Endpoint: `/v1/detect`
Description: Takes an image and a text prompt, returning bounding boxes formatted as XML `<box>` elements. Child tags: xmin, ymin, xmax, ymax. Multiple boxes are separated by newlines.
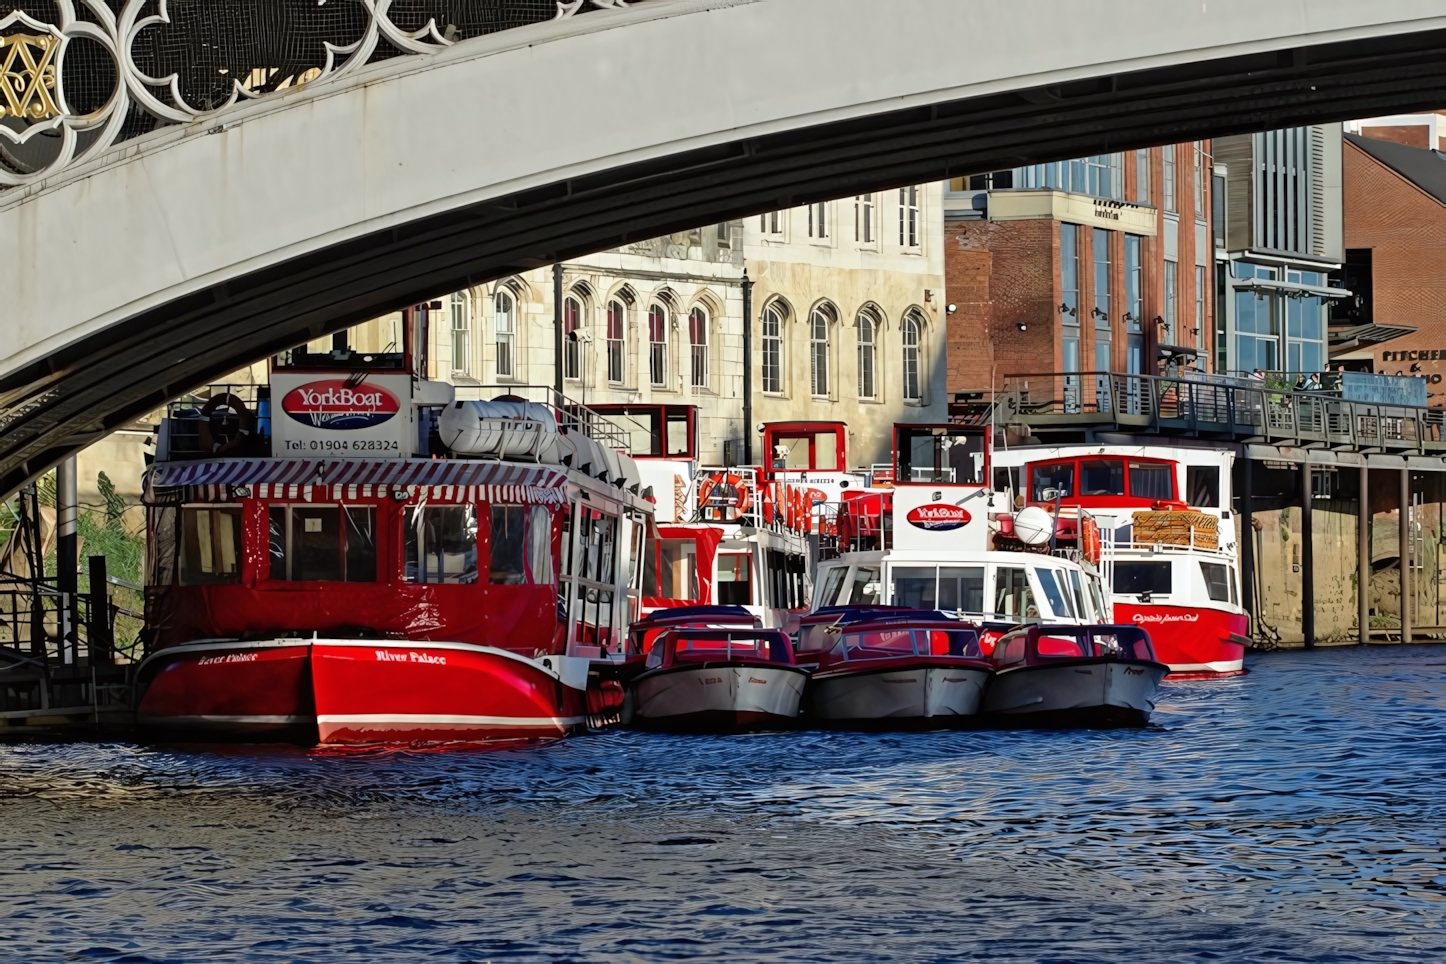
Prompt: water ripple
<box><xmin>1</xmin><ymin>646</ymin><xmax>1444</xmax><ymax>961</ymax></box>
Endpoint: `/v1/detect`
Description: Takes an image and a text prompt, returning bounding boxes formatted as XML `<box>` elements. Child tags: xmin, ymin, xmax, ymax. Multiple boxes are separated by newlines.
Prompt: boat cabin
<box><xmin>644</xmin><ymin>628</ymin><xmax>797</xmax><ymax>670</ymax></box>
<box><xmin>991</xmin><ymin>624</ymin><xmax>1158</xmax><ymax>668</ymax></box>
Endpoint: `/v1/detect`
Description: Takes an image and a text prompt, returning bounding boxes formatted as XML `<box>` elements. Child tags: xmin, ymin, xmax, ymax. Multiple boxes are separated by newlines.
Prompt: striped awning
<box><xmin>144</xmin><ymin>458</ymin><xmax>568</xmax><ymax>505</ymax></box>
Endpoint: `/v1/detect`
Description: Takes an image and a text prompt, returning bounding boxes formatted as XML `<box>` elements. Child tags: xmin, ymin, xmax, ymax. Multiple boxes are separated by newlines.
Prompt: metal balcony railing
<box><xmin>991</xmin><ymin>372</ymin><xmax>1445</xmax><ymax>452</ymax></box>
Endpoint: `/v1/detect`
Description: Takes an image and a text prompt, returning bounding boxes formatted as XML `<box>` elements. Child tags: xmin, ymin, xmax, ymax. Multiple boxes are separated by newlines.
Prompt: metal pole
<box><xmin>1359</xmin><ymin>462</ymin><xmax>1370</xmax><ymax>645</ymax></box>
<box><xmin>742</xmin><ymin>270</ymin><xmax>754</xmax><ymax>465</ymax></box>
<box><xmin>1239</xmin><ymin>456</ymin><xmax>1255</xmax><ymax>630</ymax></box>
<box><xmin>87</xmin><ymin>555</ymin><xmax>112</xmax><ymax>665</ymax></box>
<box><xmin>553</xmin><ymin>264</ymin><xmax>564</xmax><ymax>398</ymax></box>
<box><xmin>1301</xmin><ymin>460</ymin><xmax>1314</xmax><ymax>649</ymax></box>
<box><xmin>1400</xmin><ymin>466</ymin><xmax>1412</xmax><ymax>644</ymax></box>
<box><xmin>56</xmin><ymin>456</ymin><xmax>78</xmax><ymax>664</ymax></box>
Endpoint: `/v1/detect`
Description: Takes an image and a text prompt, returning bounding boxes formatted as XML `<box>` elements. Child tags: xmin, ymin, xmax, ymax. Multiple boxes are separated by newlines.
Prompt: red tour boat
<box><xmin>135</xmin><ymin>325</ymin><xmax>652</xmax><ymax>743</ymax></box>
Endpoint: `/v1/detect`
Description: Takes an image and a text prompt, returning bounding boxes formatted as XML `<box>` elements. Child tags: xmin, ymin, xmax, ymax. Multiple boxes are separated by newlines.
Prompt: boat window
<box><xmin>1031</xmin><ymin>463</ymin><xmax>1074</xmax><ymax>501</ymax></box>
<box><xmin>843</xmin><ymin>629</ymin><xmax>915</xmax><ymax>658</ymax></box>
<box><xmin>148</xmin><ymin>506</ymin><xmax>178</xmax><ymax>587</ymax></box>
<box><xmin>489</xmin><ymin>506</ymin><xmax>527</xmax><ymax>585</ymax></box>
<box><xmin>574</xmin><ymin>510</ymin><xmax>618</xmax><ymax>586</ymax></box>
<box><xmin>1200</xmin><ymin>562</ymin><xmax>1231</xmax><ymax>603</ymax></box>
<box><xmin>1128</xmin><ymin>462</ymin><xmax>1174</xmax><ymax>501</ymax></box>
<box><xmin>997</xmin><ymin>634</ymin><xmax>1028</xmax><ymax>665</ymax></box>
<box><xmin>848</xmin><ymin>567</ymin><xmax>882</xmax><ymax>605</ymax></box>
<box><xmin>718</xmin><ymin>554</ymin><xmax>752</xmax><ymax>606</ymax></box>
<box><xmin>659</xmin><ymin>539</ymin><xmax>699</xmax><ymax>601</ymax></box>
<box><xmin>404</xmin><ymin>505</ymin><xmax>479</xmax><ymax>584</ymax></box>
<box><xmin>891</xmin><ymin>567</ymin><xmax>938</xmax><ymax>609</ymax></box>
<box><xmin>529</xmin><ymin>506</ymin><xmax>555</xmax><ymax>585</ymax></box>
<box><xmin>666</xmin><ymin>411</ymin><xmax>692</xmax><ymax>457</ymax></box>
<box><xmin>1066</xmin><ymin>569</ymin><xmax>1087</xmax><ymax>620</ymax></box>
<box><xmin>1186</xmin><ymin>466</ymin><xmax>1220</xmax><ymax>507</ymax></box>
<box><xmin>818</xmin><ymin>565</ymin><xmax>849</xmax><ymax>608</ymax></box>
<box><xmin>1088</xmin><ymin>572</ymin><xmax>1110</xmax><ymax>620</ymax></box>
<box><xmin>1080</xmin><ymin>460</ymin><xmax>1125</xmax><ymax>497</ymax></box>
<box><xmin>1036</xmin><ymin>633</ymin><xmax>1086</xmax><ymax>658</ymax></box>
<box><xmin>1228</xmin><ymin>567</ymin><xmax>1239</xmax><ymax>606</ymax></box>
<box><xmin>896</xmin><ymin>427</ymin><xmax>986</xmax><ymax>484</ymax></box>
<box><xmin>179</xmin><ymin>506</ymin><xmax>242</xmax><ymax>586</ymax></box>
<box><xmin>267</xmin><ymin>505</ymin><xmax>376</xmax><ymax>583</ymax></box>
<box><xmin>993</xmin><ymin>568</ymin><xmax>1038</xmax><ymax>621</ymax></box>
<box><xmin>1113</xmin><ymin>561</ymin><xmax>1171</xmax><ymax>596</ymax></box>
<box><xmin>938</xmin><ymin>567</ymin><xmax>985</xmax><ymax>614</ymax></box>
<box><xmin>1034</xmin><ymin>568</ymin><xmax>1073</xmax><ymax>620</ymax></box>
<box><xmin>790</xmin><ymin>555</ymin><xmax>808</xmax><ymax>610</ymax></box>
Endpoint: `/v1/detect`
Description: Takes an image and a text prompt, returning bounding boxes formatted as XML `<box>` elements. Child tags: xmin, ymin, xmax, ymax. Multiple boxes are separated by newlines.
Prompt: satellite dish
<box><xmin>1013</xmin><ymin>506</ymin><xmax>1055</xmax><ymax>546</ymax></box>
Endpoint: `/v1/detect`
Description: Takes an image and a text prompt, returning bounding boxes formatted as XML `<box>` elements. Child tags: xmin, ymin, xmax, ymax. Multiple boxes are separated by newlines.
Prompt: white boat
<box><xmin>981</xmin><ymin>624</ymin><xmax>1168</xmax><ymax>727</ymax></box>
<box><xmin>630</xmin><ymin>628</ymin><xmax>808</xmax><ymax>730</ymax></box>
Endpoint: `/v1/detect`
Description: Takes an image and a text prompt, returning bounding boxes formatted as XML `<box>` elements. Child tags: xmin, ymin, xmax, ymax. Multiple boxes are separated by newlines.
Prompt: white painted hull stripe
<box><xmin>317</xmin><ymin>714</ymin><xmax>585</xmax><ymax>727</ymax></box>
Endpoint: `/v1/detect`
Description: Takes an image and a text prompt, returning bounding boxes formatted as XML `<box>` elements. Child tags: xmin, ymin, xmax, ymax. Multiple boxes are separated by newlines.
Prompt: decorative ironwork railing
<box><xmin>0</xmin><ymin>0</ymin><xmax>651</xmax><ymax>188</ymax></box>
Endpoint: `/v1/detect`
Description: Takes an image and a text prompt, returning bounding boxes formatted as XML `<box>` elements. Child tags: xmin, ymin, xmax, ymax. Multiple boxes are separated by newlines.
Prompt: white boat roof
<box><xmin>821</xmin><ymin>549</ymin><xmax>1087</xmax><ymax>570</ymax></box>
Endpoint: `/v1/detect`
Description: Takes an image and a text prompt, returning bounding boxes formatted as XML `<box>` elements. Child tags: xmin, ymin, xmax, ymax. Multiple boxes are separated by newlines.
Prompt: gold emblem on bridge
<box><xmin>0</xmin><ymin>32</ymin><xmax>62</xmax><ymax>122</ymax></box>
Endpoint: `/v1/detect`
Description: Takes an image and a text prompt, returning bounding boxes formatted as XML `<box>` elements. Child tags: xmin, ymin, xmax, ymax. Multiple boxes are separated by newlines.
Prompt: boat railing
<box><xmin>688</xmin><ymin>466</ymin><xmax>820</xmax><ymax>540</ymax></box>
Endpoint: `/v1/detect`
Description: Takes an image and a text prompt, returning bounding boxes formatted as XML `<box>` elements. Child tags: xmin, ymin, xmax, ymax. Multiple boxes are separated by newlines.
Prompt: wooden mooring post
<box><xmin>1400</xmin><ymin>468</ymin><xmax>1412</xmax><ymax>644</ymax></box>
<box><xmin>1301</xmin><ymin>460</ymin><xmax>1314</xmax><ymax>649</ymax></box>
<box><xmin>1359</xmin><ymin>462</ymin><xmax>1370</xmax><ymax>645</ymax></box>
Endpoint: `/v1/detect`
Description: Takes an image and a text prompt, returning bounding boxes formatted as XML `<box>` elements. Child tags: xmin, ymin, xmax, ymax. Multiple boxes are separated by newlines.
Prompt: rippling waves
<box><xmin>2</xmin><ymin>646</ymin><xmax>1445</xmax><ymax>962</ymax></box>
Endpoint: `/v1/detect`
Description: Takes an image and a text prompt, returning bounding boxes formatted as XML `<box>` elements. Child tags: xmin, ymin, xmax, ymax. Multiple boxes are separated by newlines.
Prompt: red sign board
<box><xmin>905</xmin><ymin>504</ymin><xmax>972</xmax><ymax>532</ymax></box>
<box><xmin>281</xmin><ymin>380</ymin><xmax>400</xmax><ymax>430</ymax></box>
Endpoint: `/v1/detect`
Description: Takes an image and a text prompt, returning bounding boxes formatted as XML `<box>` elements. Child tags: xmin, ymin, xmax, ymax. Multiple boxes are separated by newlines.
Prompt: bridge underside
<box><xmin>5</xmin><ymin>27</ymin><xmax>1446</xmax><ymax>496</ymax></box>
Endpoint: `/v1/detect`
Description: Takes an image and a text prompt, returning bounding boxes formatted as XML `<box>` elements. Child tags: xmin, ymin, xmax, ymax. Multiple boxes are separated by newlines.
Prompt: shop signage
<box><xmin>905</xmin><ymin>505</ymin><xmax>972</xmax><ymax>531</ymax></box>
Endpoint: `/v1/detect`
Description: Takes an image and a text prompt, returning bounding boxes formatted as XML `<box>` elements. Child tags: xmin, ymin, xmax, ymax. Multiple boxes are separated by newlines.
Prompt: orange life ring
<box><xmin>197</xmin><ymin>393</ymin><xmax>253</xmax><ymax>456</ymax></box>
<box><xmin>697</xmin><ymin>472</ymin><xmax>753</xmax><ymax>523</ymax></box>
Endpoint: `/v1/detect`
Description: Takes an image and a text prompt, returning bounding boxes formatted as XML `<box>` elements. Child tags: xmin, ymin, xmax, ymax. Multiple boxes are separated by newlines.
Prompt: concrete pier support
<box><xmin>1359</xmin><ymin>462</ymin><xmax>1370</xmax><ymax>645</ymax></box>
<box><xmin>1400</xmin><ymin>468</ymin><xmax>1412</xmax><ymax>644</ymax></box>
<box><xmin>1301</xmin><ymin>461</ymin><xmax>1314</xmax><ymax>648</ymax></box>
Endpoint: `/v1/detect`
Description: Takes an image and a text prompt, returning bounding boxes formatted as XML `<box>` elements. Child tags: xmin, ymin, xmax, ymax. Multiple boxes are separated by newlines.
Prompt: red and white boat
<box><xmin>135</xmin><ymin>325</ymin><xmax>652</xmax><ymax>743</ymax></box>
<box><xmin>588</xmin><ymin>407</ymin><xmax>820</xmax><ymax>631</ymax></box>
<box><xmin>630</xmin><ymin>627</ymin><xmax>807</xmax><ymax>731</ymax></box>
<box><xmin>993</xmin><ymin>445</ymin><xmax>1249</xmax><ymax>679</ymax></box>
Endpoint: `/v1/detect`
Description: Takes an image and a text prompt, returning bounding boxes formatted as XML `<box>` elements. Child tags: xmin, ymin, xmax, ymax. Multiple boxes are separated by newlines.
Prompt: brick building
<box><xmin>945</xmin><ymin>144</ymin><xmax>1216</xmax><ymax>395</ymax></box>
<box><xmin>1334</xmin><ymin>132</ymin><xmax>1446</xmax><ymax>403</ymax></box>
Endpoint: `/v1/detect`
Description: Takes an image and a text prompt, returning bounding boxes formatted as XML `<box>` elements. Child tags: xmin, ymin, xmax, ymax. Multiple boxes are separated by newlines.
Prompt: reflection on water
<box><xmin>2</xmin><ymin>646</ymin><xmax>1445</xmax><ymax>962</ymax></box>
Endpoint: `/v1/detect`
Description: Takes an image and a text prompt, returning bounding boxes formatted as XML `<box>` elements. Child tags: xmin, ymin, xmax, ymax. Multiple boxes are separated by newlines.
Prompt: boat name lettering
<box><xmin>373</xmin><ymin>650</ymin><xmax>446</xmax><ymax>665</ymax></box>
<box><xmin>282</xmin><ymin>379</ymin><xmax>401</xmax><ymax>430</ymax></box>
<box><xmin>905</xmin><ymin>504</ymin><xmax>972</xmax><ymax>531</ymax></box>
<box><xmin>1124</xmin><ymin>666</ymin><xmax>1146</xmax><ymax>676</ymax></box>
<box><xmin>700</xmin><ymin>677</ymin><xmax>723</xmax><ymax>685</ymax></box>
<box><xmin>1131</xmin><ymin>613</ymin><xmax>1200</xmax><ymax>624</ymax></box>
<box><xmin>196</xmin><ymin>653</ymin><xmax>259</xmax><ymax>666</ymax></box>
<box><xmin>747</xmin><ymin>677</ymin><xmax>768</xmax><ymax>685</ymax></box>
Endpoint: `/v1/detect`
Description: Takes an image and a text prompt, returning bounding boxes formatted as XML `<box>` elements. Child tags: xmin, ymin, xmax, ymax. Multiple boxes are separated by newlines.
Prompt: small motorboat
<box><xmin>798</xmin><ymin>609</ymin><xmax>993</xmax><ymax>726</ymax></box>
<box><xmin>981</xmin><ymin>624</ymin><xmax>1168</xmax><ymax>727</ymax></box>
<box><xmin>630</xmin><ymin>628</ymin><xmax>808</xmax><ymax>731</ymax></box>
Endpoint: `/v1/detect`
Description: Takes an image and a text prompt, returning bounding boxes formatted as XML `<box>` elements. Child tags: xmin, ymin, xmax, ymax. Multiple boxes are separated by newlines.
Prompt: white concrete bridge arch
<box><xmin>3</xmin><ymin>0</ymin><xmax>1446</xmax><ymax>494</ymax></box>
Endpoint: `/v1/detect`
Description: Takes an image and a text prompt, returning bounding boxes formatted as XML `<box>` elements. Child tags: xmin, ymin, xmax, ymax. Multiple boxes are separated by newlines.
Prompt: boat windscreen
<box><xmin>1033</xmin><ymin>568</ymin><xmax>1074</xmax><ymax>620</ymax></box>
<box><xmin>840</xmin><ymin>628</ymin><xmax>982</xmax><ymax>660</ymax></box>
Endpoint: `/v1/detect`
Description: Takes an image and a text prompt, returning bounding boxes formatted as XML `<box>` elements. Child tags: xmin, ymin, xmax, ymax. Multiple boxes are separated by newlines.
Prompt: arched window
<box><xmin>563</xmin><ymin>295</ymin><xmax>582</xmax><ymax>380</ymax></box>
<box><xmin>761</xmin><ymin>304</ymin><xmax>783</xmax><ymax>394</ymax></box>
<box><xmin>902</xmin><ymin>311</ymin><xmax>923</xmax><ymax>401</ymax></box>
<box><xmin>494</xmin><ymin>289</ymin><xmax>516</xmax><ymax>379</ymax></box>
<box><xmin>810</xmin><ymin>306</ymin><xmax>833</xmax><ymax>398</ymax></box>
<box><xmin>856</xmin><ymin>309</ymin><xmax>877</xmax><ymax>399</ymax></box>
<box><xmin>450</xmin><ymin>291</ymin><xmax>470</xmax><ymax>377</ymax></box>
<box><xmin>606</xmin><ymin>300</ymin><xmax>625</xmax><ymax>384</ymax></box>
<box><xmin>689</xmin><ymin>306</ymin><xmax>709</xmax><ymax>388</ymax></box>
<box><xmin>648</xmin><ymin>304</ymin><xmax>668</xmax><ymax>388</ymax></box>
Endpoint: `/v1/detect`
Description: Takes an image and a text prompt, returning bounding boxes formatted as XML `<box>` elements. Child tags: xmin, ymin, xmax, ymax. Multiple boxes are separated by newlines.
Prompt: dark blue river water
<box><xmin>2</xmin><ymin>645</ymin><xmax>1445</xmax><ymax>963</ymax></box>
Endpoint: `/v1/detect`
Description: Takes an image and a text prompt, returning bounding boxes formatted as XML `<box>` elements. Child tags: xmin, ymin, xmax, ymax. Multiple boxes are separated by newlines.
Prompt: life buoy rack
<box><xmin>1081</xmin><ymin>515</ymin><xmax>1102</xmax><ymax>567</ymax></box>
<box><xmin>697</xmin><ymin>472</ymin><xmax>754</xmax><ymax>523</ymax></box>
<box><xmin>197</xmin><ymin>393</ymin><xmax>254</xmax><ymax>456</ymax></box>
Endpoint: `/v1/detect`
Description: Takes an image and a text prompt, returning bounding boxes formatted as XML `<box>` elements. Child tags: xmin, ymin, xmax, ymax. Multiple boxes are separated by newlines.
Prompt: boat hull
<box><xmin>632</xmin><ymin>664</ymin><xmax>806</xmax><ymax>730</ymax></box>
<box><xmin>982</xmin><ymin>659</ymin><xmax>1167</xmax><ymax>727</ymax></box>
<box><xmin>1114</xmin><ymin>603</ymin><xmax>1248</xmax><ymax>679</ymax></box>
<box><xmin>807</xmin><ymin>661</ymin><xmax>990</xmax><ymax>724</ymax></box>
<box><xmin>135</xmin><ymin>641</ymin><xmax>316</xmax><ymax>740</ymax></box>
<box><xmin>136</xmin><ymin>640</ymin><xmax>589</xmax><ymax>744</ymax></box>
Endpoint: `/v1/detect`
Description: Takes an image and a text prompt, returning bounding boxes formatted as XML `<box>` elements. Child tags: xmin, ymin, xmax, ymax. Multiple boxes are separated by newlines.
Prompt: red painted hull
<box><xmin>311</xmin><ymin>642</ymin><xmax>587</xmax><ymax>743</ymax></box>
<box><xmin>135</xmin><ymin>640</ymin><xmax>588</xmax><ymax>744</ymax></box>
<box><xmin>1112</xmin><ymin>603</ymin><xmax>1248</xmax><ymax>679</ymax></box>
<box><xmin>136</xmin><ymin>642</ymin><xmax>315</xmax><ymax>738</ymax></box>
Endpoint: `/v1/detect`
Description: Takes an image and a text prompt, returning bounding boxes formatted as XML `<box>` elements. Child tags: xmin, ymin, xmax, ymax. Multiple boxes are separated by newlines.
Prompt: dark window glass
<box><xmin>1128</xmin><ymin>462</ymin><xmax>1174</xmax><ymax>501</ymax></box>
<box><xmin>892</xmin><ymin>567</ymin><xmax>936</xmax><ymax>608</ymax></box>
<box><xmin>1031</xmin><ymin>463</ymin><xmax>1075</xmax><ymax>501</ymax></box>
<box><xmin>291</xmin><ymin>506</ymin><xmax>342</xmax><ymax>582</ymax></box>
<box><xmin>268</xmin><ymin>507</ymin><xmax>286</xmax><ymax>580</ymax></box>
<box><xmin>1186</xmin><ymin>466</ymin><xmax>1220</xmax><ymax>508</ymax></box>
<box><xmin>1080</xmin><ymin>460</ymin><xmax>1125</xmax><ymax>496</ymax></box>
<box><xmin>404</xmin><ymin>506</ymin><xmax>478</xmax><ymax>584</ymax></box>
<box><xmin>344</xmin><ymin>507</ymin><xmax>377</xmax><ymax>583</ymax></box>
<box><xmin>1114</xmin><ymin>562</ymin><xmax>1172</xmax><ymax>595</ymax></box>
<box><xmin>938</xmin><ymin>567</ymin><xmax>984</xmax><ymax>613</ymax></box>
<box><xmin>489</xmin><ymin>506</ymin><xmax>527</xmax><ymax>585</ymax></box>
<box><xmin>1200</xmin><ymin>562</ymin><xmax>1231</xmax><ymax>603</ymax></box>
<box><xmin>179</xmin><ymin>507</ymin><xmax>242</xmax><ymax>586</ymax></box>
<box><xmin>993</xmin><ymin>568</ymin><xmax>1038</xmax><ymax>620</ymax></box>
<box><xmin>848</xmin><ymin>567</ymin><xmax>881</xmax><ymax>605</ymax></box>
<box><xmin>717</xmin><ymin>554</ymin><xmax>752</xmax><ymax>606</ymax></box>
